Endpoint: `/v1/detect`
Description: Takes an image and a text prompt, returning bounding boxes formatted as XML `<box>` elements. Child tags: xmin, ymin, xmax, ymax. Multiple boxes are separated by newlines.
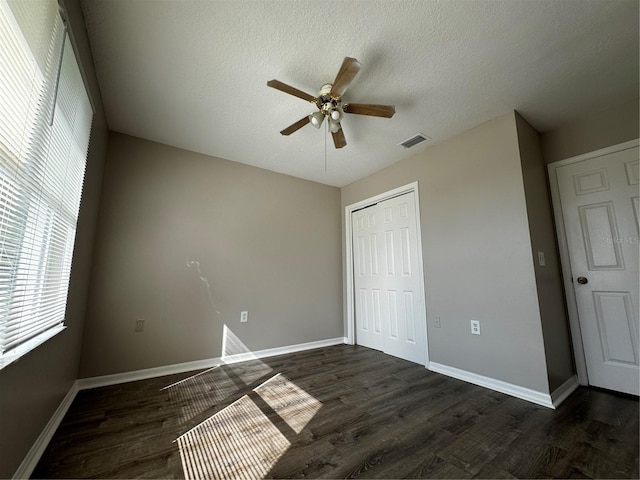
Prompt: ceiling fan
<box><xmin>267</xmin><ymin>57</ymin><xmax>396</xmax><ymax>149</ymax></box>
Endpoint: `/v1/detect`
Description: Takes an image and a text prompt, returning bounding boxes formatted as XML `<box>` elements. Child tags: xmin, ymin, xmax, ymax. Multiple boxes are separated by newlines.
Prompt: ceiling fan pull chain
<box><xmin>324</xmin><ymin>119</ymin><xmax>328</xmax><ymax>172</ymax></box>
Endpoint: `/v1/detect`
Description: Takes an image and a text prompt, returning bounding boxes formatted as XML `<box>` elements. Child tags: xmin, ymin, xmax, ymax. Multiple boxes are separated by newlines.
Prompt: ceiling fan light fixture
<box><xmin>330</xmin><ymin>107</ymin><xmax>343</xmax><ymax>121</ymax></box>
<box><xmin>309</xmin><ymin>111</ymin><xmax>324</xmax><ymax>128</ymax></box>
<box><xmin>329</xmin><ymin>118</ymin><xmax>342</xmax><ymax>133</ymax></box>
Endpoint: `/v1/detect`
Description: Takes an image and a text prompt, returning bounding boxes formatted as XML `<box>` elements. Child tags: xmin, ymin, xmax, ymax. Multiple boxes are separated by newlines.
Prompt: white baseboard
<box><xmin>551</xmin><ymin>375</ymin><xmax>579</xmax><ymax>408</ymax></box>
<box><xmin>221</xmin><ymin>337</ymin><xmax>346</xmax><ymax>364</ymax></box>
<box><xmin>77</xmin><ymin>356</ymin><xmax>226</xmax><ymax>390</ymax></box>
<box><xmin>78</xmin><ymin>337</ymin><xmax>347</xmax><ymax>390</ymax></box>
<box><xmin>13</xmin><ymin>381</ymin><xmax>79</xmax><ymax>479</ymax></box>
<box><xmin>428</xmin><ymin>361</ymin><xmax>555</xmax><ymax>409</ymax></box>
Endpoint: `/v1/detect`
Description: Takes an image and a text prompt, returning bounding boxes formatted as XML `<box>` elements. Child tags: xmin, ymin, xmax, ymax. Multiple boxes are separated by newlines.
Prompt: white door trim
<box><xmin>344</xmin><ymin>181</ymin><xmax>429</xmax><ymax>366</ymax></box>
<box><xmin>547</xmin><ymin>138</ymin><xmax>639</xmax><ymax>386</ymax></box>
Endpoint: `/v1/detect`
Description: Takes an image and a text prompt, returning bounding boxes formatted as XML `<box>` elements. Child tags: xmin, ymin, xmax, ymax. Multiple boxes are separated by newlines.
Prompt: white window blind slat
<box><xmin>0</xmin><ymin>0</ymin><xmax>93</xmax><ymax>367</ymax></box>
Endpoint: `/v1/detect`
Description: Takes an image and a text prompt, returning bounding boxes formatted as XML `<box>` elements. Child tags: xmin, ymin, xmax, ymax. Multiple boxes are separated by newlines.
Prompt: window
<box><xmin>0</xmin><ymin>0</ymin><xmax>93</xmax><ymax>369</ymax></box>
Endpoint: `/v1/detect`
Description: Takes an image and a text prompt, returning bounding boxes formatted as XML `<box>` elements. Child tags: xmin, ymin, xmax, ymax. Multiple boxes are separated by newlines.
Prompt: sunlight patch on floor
<box><xmin>176</xmin><ymin>373</ymin><xmax>322</xmax><ymax>480</ymax></box>
<box><xmin>163</xmin><ymin>325</ymin><xmax>273</xmax><ymax>422</ymax></box>
<box><xmin>164</xmin><ymin>367</ymin><xmax>240</xmax><ymax>422</ymax></box>
<box><xmin>254</xmin><ymin>373</ymin><xmax>322</xmax><ymax>434</ymax></box>
<box><xmin>177</xmin><ymin>395</ymin><xmax>289</xmax><ymax>480</ymax></box>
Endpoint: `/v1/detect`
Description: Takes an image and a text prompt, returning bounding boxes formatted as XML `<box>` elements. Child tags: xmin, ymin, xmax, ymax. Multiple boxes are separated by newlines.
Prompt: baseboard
<box><xmin>78</xmin><ymin>337</ymin><xmax>346</xmax><ymax>390</ymax></box>
<box><xmin>13</xmin><ymin>381</ymin><xmax>79</xmax><ymax>479</ymax></box>
<box><xmin>428</xmin><ymin>361</ymin><xmax>555</xmax><ymax>409</ymax></box>
<box><xmin>221</xmin><ymin>337</ymin><xmax>346</xmax><ymax>363</ymax></box>
<box><xmin>550</xmin><ymin>375</ymin><xmax>579</xmax><ymax>408</ymax></box>
<box><xmin>77</xmin><ymin>356</ymin><xmax>226</xmax><ymax>390</ymax></box>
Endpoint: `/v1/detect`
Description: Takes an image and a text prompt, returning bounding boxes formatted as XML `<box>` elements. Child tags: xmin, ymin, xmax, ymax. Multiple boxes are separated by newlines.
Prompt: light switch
<box><xmin>537</xmin><ymin>251</ymin><xmax>546</xmax><ymax>267</ymax></box>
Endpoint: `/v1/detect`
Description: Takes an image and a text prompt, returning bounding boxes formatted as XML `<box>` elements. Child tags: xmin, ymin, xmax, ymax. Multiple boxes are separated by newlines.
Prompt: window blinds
<box><xmin>0</xmin><ymin>0</ymin><xmax>93</xmax><ymax>366</ymax></box>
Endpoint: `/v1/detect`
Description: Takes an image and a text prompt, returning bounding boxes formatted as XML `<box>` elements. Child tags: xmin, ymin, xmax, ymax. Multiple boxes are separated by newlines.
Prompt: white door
<box><xmin>352</xmin><ymin>191</ymin><xmax>427</xmax><ymax>365</ymax></box>
<box><xmin>352</xmin><ymin>202</ymin><xmax>384</xmax><ymax>352</ymax></box>
<box><xmin>556</xmin><ymin>145</ymin><xmax>639</xmax><ymax>396</ymax></box>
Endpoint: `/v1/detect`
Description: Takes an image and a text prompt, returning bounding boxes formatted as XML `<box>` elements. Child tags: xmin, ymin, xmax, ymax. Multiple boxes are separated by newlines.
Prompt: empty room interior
<box><xmin>0</xmin><ymin>0</ymin><xmax>639</xmax><ymax>478</ymax></box>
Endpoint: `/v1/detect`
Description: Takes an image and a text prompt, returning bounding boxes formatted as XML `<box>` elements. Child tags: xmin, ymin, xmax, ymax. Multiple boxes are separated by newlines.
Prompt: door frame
<box><xmin>547</xmin><ymin>138</ymin><xmax>639</xmax><ymax>386</ymax></box>
<box><xmin>344</xmin><ymin>181</ymin><xmax>429</xmax><ymax>366</ymax></box>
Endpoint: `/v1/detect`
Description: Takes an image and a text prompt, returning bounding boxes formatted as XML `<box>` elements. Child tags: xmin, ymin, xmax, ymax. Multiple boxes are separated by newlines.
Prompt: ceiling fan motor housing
<box><xmin>319</xmin><ymin>83</ymin><xmax>333</xmax><ymax>97</ymax></box>
<box><xmin>318</xmin><ymin>83</ymin><xmax>341</xmax><ymax>116</ymax></box>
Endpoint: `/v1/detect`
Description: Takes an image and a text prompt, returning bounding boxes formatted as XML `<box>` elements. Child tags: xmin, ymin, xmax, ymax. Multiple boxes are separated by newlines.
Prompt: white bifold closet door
<box><xmin>352</xmin><ymin>191</ymin><xmax>427</xmax><ymax>365</ymax></box>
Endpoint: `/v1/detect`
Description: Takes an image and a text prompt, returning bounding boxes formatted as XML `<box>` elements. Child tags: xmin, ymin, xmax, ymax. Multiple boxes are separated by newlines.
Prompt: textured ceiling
<box><xmin>81</xmin><ymin>0</ymin><xmax>639</xmax><ymax>187</ymax></box>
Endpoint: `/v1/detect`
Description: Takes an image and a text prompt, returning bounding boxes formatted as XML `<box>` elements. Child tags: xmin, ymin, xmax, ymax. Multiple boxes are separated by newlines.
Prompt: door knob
<box><xmin>577</xmin><ymin>276</ymin><xmax>588</xmax><ymax>285</ymax></box>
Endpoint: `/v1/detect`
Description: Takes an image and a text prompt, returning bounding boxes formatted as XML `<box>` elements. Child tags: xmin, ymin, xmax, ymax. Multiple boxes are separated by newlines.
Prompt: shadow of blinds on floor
<box><xmin>176</xmin><ymin>373</ymin><xmax>322</xmax><ymax>480</ymax></box>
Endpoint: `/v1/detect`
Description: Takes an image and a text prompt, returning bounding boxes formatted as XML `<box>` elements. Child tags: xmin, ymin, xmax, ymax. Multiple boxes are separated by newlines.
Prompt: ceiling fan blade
<box><xmin>267</xmin><ymin>79</ymin><xmax>317</xmax><ymax>103</ymax></box>
<box><xmin>343</xmin><ymin>103</ymin><xmax>396</xmax><ymax>118</ymax></box>
<box><xmin>330</xmin><ymin>57</ymin><xmax>362</xmax><ymax>97</ymax></box>
<box><xmin>331</xmin><ymin>127</ymin><xmax>347</xmax><ymax>149</ymax></box>
<box><xmin>280</xmin><ymin>116</ymin><xmax>311</xmax><ymax>136</ymax></box>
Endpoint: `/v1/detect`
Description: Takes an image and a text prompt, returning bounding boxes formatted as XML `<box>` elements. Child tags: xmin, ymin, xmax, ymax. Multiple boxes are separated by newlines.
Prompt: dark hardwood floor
<box><xmin>33</xmin><ymin>345</ymin><xmax>639</xmax><ymax>479</ymax></box>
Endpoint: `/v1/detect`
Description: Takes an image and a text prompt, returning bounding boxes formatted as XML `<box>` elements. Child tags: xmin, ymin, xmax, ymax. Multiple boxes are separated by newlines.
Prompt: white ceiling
<box><xmin>80</xmin><ymin>0</ymin><xmax>639</xmax><ymax>187</ymax></box>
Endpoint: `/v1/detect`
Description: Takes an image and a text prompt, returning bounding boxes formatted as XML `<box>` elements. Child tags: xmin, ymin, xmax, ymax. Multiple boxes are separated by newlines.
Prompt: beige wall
<box><xmin>0</xmin><ymin>0</ymin><xmax>108</xmax><ymax>476</ymax></box>
<box><xmin>515</xmin><ymin>113</ymin><xmax>574</xmax><ymax>391</ymax></box>
<box><xmin>342</xmin><ymin>113</ymin><xmax>552</xmax><ymax>394</ymax></box>
<box><xmin>541</xmin><ymin>98</ymin><xmax>639</xmax><ymax>164</ymax></box>
<box><xmin>79</xmin><ymin>133</ymin><xmax>343</xmax><ymax>378</ymax></box>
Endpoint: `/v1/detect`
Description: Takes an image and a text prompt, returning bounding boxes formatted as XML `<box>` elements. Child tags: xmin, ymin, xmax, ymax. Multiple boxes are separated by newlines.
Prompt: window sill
<box><xmin>0</xmin><ymin>325</ymin><xmax>66</xmax><ymax>371</ymax></box>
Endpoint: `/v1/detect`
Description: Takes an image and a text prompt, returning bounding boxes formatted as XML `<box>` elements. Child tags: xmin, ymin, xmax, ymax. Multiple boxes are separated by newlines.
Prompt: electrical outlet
<box><xmin>134</xmin><ymin>318</ymin><xmax>145</xmax><ymax>332</ymax></box>
<box><xmin>240</xmin><ymin>311</ymin><xmax>248</xmax><ymax>323</ymax></box>
<box><xmin>434</xmin><ymin>315</ymin><xmax>441</xmax><ymax>328</ymax></box>
<box><xmin>470</xmin><ymin>320</ymin><xmax>480</xmax><ymax>335</ymax></box>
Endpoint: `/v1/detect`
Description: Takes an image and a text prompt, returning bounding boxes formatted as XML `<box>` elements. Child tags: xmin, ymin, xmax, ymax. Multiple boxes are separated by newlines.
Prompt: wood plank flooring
<box><xmin>32</xmin><ymin>345</ymin><xmax>639</xmax><ymax>479</ymax></box>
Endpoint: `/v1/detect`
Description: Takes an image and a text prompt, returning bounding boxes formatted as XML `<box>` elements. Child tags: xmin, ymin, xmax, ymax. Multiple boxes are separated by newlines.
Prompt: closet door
<box><xmin>352</xmin><ymin>192</ymin><xmax>427</xmax><ymax>365</ymax></box>
<box><xmin>352</xmin><ymin>202</ymin><xmax>384</xmax><ymax>352</ymax></box>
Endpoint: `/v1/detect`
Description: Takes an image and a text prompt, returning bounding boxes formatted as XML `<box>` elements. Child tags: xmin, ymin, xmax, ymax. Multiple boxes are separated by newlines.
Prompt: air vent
<box><xmin>399</xmin><ymin>133</ymin><xmax>430</xmax><ymax>149</ymax></box>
